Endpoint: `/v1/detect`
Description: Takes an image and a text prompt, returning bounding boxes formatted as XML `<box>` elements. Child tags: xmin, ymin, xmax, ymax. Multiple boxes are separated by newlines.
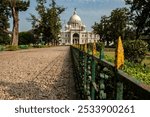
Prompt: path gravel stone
<box><xmin>0</xmin><ymin>46</ymin><xmax>76</xmax><ymax>100</ymax></box>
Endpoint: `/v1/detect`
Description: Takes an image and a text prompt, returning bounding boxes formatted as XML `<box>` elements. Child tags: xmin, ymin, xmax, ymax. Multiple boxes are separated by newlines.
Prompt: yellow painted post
<box><xmin>115</xmin><ymin>36</ymin><xmax>124</xmax><ymax>100</ymax></box>
<box><xmin>92</xmin><ymin>40</ymin><xmax>96</xmax><ymax>56</ymax></box>
<box><xmin>115</xmin><ymin>36</ymin><xmax>124</xmax><ymax>69</ymax></box>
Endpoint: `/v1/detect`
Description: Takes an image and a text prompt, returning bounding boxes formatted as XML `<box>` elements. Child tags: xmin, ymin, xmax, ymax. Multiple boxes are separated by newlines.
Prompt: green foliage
<box><xmin>96</xmin><ymin>42</ymin><xmax>104</xmax><ymax>51</ymax></box>
<box><xmin>92</xmin><ymin>16</ymin><xmax>111</xmax><ymax>42</ymax></box>
<box><xmin>104</xmin><ymin>54</ymin><xmax>150</xmax><ymax>85</ymax></box>
<box><xmin>92</xmin><ymin>7</ymin><xmax>133</xmax><ymax>46</ymax></box>
<box><xmin>124</xmin><ymin>40</ymin><xmax>148</xmax><ymax>63</ymax></box>
<box><xmin>0</xmin><ymin>33</ymin><xmax>11</xmax><ymax>45</ymax></box>
<box><xmin>6</xmin><ymin>45</ymin><xmax>18</xmax><ymax>51</ymax></box>
<box><xmin>110</xmin><ymin>8</ymin><xmax>130</xmax><ymax>41</ymax></box>
<box><xmin>33</xmin><ymin>44</ymin><xmax>47</xmax><ymax>48</ymax></box>
<box><xmin>125</xmin><ymin>0</ymin><xmax>150</xmax><ymax>38</ymax></box>
<box><xmin>19</xmin><ymin>45</ymin><xmax>29</xmax><ymax>49</ymax></box>
<box><xmin>0</xmin><ymin>0</ymin><xmax>30</xmax><ymax>46</ymax></box>
<box><xmin>30</xmin><ymin>0</ymin><xmax>65</xmax><ymax>45</ymax></box>
<box><xmin>122</xmin><ymin>61</ymin><xmax>150</xmax><ymax>85</ymax></box>
<box><xmin>104</xmin><ymin>55</ymin><xmax>115</xmax><ymax>63</ymax></box>
<box><xmin>87</xmin><ymin>43</ymin><xmax>93</xmax><ymax>51</ymax></box>
<box><xmin>19</xmin><ymin>32</ymin><xmax>35</xmax><ymax>45</ymax></box>
<box><xmin>0</xmin><ymin>45</ymin><xmax>4</xmax><ymax>51</ymax></box>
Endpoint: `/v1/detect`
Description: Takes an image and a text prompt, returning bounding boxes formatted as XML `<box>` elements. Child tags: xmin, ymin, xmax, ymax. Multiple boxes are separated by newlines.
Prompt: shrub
<box><xmin>122</xmin><ymin>61</ymin><xmax>150</xmax><ymax>85</ymax></box>
<box><xmin>105</xmin><ymin>55</ymin><xmax>114</xmax><ymax>63</ymax></box>
<box><xmin>19</xmin><ymin>45</ymin><xmax>29</xmax><ymax>49</ymax></box>
<box><xmin>33</xmin><ymin>44</ymin><xmax>45</xmax><ymax>48</ymax></box>
<box><xmin>123</xmin><ymin>40</ymin><xmax>148</xmax><ymax>63</ymax></box>
<box><xmin>19</xmin><ymin>32</ymin><xmax>36</xmax><ymax>45</ymax></box>
<box><xmin>0</xmin><ymin>33</ymin><xmax>11</xmax><ymax>45</ymax></box>
<box><xmin>0</xmin><ymin>45</ymin><xmax>4</xmax><ymax>51</ymax></box>
<box><xmin>6</xmin><ymin>45</ymin><xmax>18</xmax><ymax>51</ymax></box>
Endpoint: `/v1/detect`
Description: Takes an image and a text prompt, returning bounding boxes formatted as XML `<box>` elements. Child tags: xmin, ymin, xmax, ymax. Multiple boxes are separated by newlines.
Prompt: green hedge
<box><xmin>19</xmin><ymin>45</ymin><xmax>29</xmax><ymax>49</ymax></box>
<box><xmin>0</xmin><ymin>45</ymin><xmax>4</xmax><ymax>51</ymax></box>
<box><xmin>6</xmin><ymin>45</ymin><xmax>18</xmax><ymax>51</ymax></box>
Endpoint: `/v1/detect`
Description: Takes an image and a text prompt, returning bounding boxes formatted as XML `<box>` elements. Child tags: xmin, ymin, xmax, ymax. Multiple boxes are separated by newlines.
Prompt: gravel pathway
<box><xmin>0</xmin><ymin>46</ymin><xmax>76</xmax><ymax>100</ymax></box>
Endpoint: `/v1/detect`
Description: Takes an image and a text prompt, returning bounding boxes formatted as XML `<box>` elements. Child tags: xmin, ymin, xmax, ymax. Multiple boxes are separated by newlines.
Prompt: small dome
<box><xmin>68</xmin><ymin>9</ymin><xmax>82</xmax><ymax>24</ymax></box>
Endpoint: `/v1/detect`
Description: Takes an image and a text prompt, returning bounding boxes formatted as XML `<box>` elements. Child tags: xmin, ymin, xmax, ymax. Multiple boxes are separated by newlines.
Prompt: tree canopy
<box><xmin>125</xmin><ymin>0</ymin><xmax>150</xmax><ymax>38</ymax></box>
<box><xmin>0</xmin><ymin>0</ymin><xmax>30</xmax><ymax>46</ymax></box>
<box><xmin>92</xmin><ymin>7</ymin><xmax>132</xmax><ymax>47</ymax></box>
<box><xmin>30</xmin><ymin>0</ymin><xmax>65</xmax><ymax>45</ymax></box>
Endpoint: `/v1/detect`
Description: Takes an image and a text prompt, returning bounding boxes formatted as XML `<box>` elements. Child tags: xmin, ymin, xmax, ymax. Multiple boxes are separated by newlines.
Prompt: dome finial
<box><xmin>74</xmin><ymin>8</ymin><xmax>77</xmax><ymax>15</ymax></box>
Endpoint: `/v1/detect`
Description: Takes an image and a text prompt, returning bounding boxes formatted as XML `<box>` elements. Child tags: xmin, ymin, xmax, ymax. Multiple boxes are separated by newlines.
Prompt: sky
<box><xmin>10</xmin><ymin>0</ymin><xmax>127</xmax><ymax>32</ymax></box>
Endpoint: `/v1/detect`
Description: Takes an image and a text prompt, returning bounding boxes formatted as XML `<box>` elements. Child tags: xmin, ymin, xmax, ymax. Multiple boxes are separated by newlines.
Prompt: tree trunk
<box><xmin>106</xmin><ymin>40</ymin><xmax>109</xmax><ymax>47</ymax></box>
<box><xmin>12</xmin><ymin>7</ymin><xmax>19</xmax><ymax>46</ymax></box>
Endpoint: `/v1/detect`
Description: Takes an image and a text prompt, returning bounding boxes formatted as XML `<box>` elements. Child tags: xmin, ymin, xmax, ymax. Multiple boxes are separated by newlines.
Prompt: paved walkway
<box><xmin>0</xmin><ymin>46</ymin><xmax>76</xmax><ymax>100</ymax></box>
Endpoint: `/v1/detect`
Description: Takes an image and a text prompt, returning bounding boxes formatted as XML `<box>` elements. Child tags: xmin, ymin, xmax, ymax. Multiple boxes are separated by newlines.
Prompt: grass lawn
<box><xmin>104</xmin><ymin>49</ymin><xmax>150</xmax><ymax>67</ymax></box>
<box><xmin>104</xmin><ymin>49</ymin><xmax>150</xmax><ymax>85</ymax></box>
<box><xmin>143</xmin><ymin>54</ymin><xmax>150</xmax><ymax>67</ymax></box>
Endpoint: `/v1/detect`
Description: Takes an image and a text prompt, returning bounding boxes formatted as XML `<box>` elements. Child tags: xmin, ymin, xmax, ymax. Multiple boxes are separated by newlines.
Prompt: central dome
<box><xmin>68</xmin><ymin>10</ymin><xmax>82</xmax><ymax>24</ymax></box>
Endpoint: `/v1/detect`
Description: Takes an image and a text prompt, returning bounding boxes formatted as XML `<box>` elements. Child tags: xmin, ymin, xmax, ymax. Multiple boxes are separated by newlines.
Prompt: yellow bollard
<box><xmin>84</xmin><ymin>44</ymin><xmax>87</xmax><ymax>53</ymax></box>
<box><xmin>92</xmin><ymin>40</ymin><xmax>96</xmax><ymax>56</ymax></box>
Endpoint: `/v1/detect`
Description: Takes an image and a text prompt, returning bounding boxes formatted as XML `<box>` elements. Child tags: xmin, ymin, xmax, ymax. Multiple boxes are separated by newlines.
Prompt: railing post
<box><xmin>99</xmin><ymin>48</ymin><xmax>106</xmax><ymax>99</ymax></box>
<box><xmin>100</xmin><ymin>48</ymin><xmax>104</xmax><ymax>60</ymax></box>
<box><xmin>116</xmin><ymin>80</ymin><xmax>123</xmax><ymax>100</ymax></box>
<box><xmin>78</xmin><ymin>44</ymin><xmax>82</xmax><ymax>98</ymax></box>
<box><xmin>91</xmin><ymin>59</ymin><xmax>96</xmax><ymax>100</ymax></box>
<box><xmin>91</xmin><ymin>41</ymin><xmax>96</xmax><ymax>100</ymax></box>
<box><xmin>83</xmin><ymin>44</ymin><xmax>87</xmax><ymax>99</ymax></box>
<box><xmin>86</xmin><ymin>45</ymin><xmax>91</xmax><ymax>99</ymax></box>
<box><xmin>115</xmin><ymin>37</ymin><xmax>124</xmax><ymax>100</ymax></box>
<box><xmin>115</xmin><ymin>70</ymin><xmax>123</xmax><ymax>100</ymax></box>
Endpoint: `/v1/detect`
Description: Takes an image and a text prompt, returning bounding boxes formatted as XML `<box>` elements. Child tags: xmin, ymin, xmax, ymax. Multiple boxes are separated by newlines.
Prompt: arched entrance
<box><xmin>73</xmin><ymin>33</ymin><xmax>79</xmax><ymax>44</ymax></box>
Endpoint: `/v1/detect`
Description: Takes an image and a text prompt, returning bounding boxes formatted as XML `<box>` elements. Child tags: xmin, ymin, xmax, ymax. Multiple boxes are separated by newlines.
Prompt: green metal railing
<box><xmin>71</xmin><ymin>45</ymin><xmax>150</xmax><ymax>100</ymax></box>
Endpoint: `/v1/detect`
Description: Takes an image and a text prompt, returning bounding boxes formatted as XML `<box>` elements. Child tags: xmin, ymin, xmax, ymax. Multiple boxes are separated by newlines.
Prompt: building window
<box><xmin>82</xmin><ymin>40</ymin><xmax>84</xmax><ymax>43</ymax></box>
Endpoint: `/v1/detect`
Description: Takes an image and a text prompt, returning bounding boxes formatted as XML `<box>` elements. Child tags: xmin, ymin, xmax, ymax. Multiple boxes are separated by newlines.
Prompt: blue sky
<box><xmin>10</xmin><ymin>0</ymin><xmax>126</xmax><ymax>32</ymax></box>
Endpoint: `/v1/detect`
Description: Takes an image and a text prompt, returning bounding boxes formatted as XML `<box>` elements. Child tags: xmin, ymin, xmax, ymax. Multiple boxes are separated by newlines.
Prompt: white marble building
<box><xmin>60</xmin><ymin>9</ymin><xmax>100</xmax><ymax>45</ymax></box>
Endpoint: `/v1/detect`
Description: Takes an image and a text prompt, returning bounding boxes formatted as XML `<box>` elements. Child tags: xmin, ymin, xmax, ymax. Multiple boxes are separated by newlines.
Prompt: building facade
<box><xmin>60</xmin><ymin>9</ymin><xmax>100</xmax><ymax>45</ymax></box>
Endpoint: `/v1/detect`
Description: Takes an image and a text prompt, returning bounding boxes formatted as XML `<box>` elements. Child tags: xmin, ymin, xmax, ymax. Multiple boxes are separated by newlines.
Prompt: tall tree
<box><xmin>0</xmin><ymin>0</ymin><xmax>30</xmax><ymax>46</ymax></box>
<box><xmin>110</xmin><ymin>8</ymin><xmax>131</xmax><ymax>41</ymax></box>
<box><xmin>125</xmin><ymin>0</ymin><xmax>150</xmax><ymax>38</ymax></box>
<box><xmin>92</xmin><ymin>7</ymin><xmax>131</xmax><ymax>46</ymax></box>
<box><xmin>92</xmin><ymin>16</ymin><xmax>112</xmax><ymax>47</ymax></box>
<box><xmin>31</xmin><ymin>0</ymin><xmax>65</xmax><ymax>45</ymax></box>
<box><xmin>10</xmin><ymin>0</ymin><xmax>30</xmax><ymax>46</ymax></box>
